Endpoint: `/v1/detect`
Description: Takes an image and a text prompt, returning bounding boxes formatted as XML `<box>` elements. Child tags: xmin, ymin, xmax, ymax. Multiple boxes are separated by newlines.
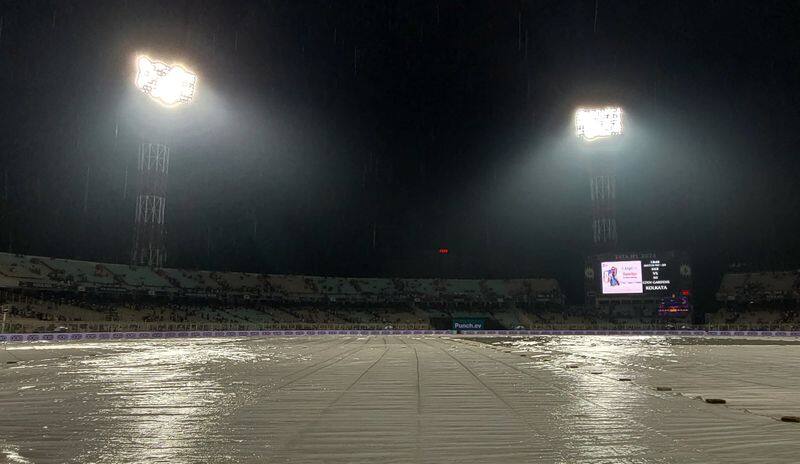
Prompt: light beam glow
<box><xmin>135</xmin><ymin>55</ymin><xmax>197</xmax><ymax>107</ymax></box>
<box><xmin>575</xmin><ymin>107</ymin><xmax>623</xmax><ymax>141</ymax></box>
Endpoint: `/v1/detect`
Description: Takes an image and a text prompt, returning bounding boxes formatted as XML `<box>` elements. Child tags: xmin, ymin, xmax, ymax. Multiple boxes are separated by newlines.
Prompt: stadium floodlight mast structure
<box><xmin>575</xmin><ymin>106</ymin><xmax>623</xmax><ymax>251</ymax></box>
<box><xmin>131</xmin><ymin>55</ymin><xmax>197</xmax><ymax>268</ymax></box>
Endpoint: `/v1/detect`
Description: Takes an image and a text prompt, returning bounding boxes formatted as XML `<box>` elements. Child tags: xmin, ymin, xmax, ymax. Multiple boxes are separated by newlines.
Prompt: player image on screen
<box><xmin>601</xmin><ymin>260</ymin><xmax>643</xmax><ymax>294</ymax></box>
<box><xmin>606</xmin><ymin>267</ymin><xmax>620</xmax><ymax>286</ymax></box>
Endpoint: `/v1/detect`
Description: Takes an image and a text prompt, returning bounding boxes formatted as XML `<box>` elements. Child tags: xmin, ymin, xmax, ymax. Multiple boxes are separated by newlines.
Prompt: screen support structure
<box><xmin>131</xmin><ymin>143</ymin><xmax>169</xmax><ymax>268</ymax></box>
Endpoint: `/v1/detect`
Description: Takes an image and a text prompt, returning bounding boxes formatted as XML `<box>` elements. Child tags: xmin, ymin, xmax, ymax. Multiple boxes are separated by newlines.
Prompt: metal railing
<box><xmin>517</xmin><ymin>322</ymin><xmax>800</xmax><ymax>332</ymax></box>
<box><xmin>1</xmin><ymin>320</ymin><xmax>433</xmax><ymax>334</ymax></box>
<box><xmin>3</xmin><ymin>319</ymin><xmax>799</xmax><ymax>334</ymax></box>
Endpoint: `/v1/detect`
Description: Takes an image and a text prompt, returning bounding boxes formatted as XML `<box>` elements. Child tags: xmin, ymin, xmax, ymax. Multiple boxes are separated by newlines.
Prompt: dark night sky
<box><xmin>2</xmin><ymin>0</ymin><xmax>800</xmax><ymax>307</ymax></box>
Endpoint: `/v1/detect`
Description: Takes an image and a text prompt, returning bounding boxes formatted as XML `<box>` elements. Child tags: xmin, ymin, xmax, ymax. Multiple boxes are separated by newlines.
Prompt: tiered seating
<box><xmin>0</xmin><ymin>254</ymin><xmax>47</xmax><ymax>281</ymax></box>
<box><xmin>528</xmin><ymin>278</ymin><xmax>559</xmax><ymax>292</ymax></box>
<box><xmin>0</xmin><ymin>252</ymin><xmax>564</xmax><ymax>308</ymax></box>
<box><xmin>746</xmin><ymin>273</ymin><xmax>795</xmax><ymax>300</ymax></box>
<box><xmin>195</xmin><ymin>271</ymin><xmax>224</xmax><ymax>290</ymax></box>
<box><xmin>716</xmin><ymin>271</ymin><xmax>800</xmax><ymax>302</ymax></box>
<box><xmin>445</xmin><ymin>280</ymin><xmax>482</xmax><ymax>297</ymax></box>
<box><xmin>268</xmin><ymin>307</ymin><xmax>304</xmax><ymax>323</ymax></box>
<box><xmin>157</xmin><ymin>268</ymin><xmax>201</xmax><ymax>289</ymax></box>
<box><xmin>717</xmin><ymin>273</ymin><xmax>747</xmax><ymax>300</ymax></box>
<box><xmin>504</xmin><ymin>279</ymin><xmax>528</xmax><ymax>298</ymax></box>
<box><xmin>39</xmin><ymin>257</ymin><xmax>115</xmax><ymax>285</ymax></box>
<box><xmin>228</xmin><ymin>273</ymin><xmax>263</xmax><ymax>292</ymax></box>
<box><xmin>709</xmin><ymin>307</ymin><xmax>797</xmax><ymax>328</ymax></box>
<box><xmin>267</xmin><ymin>275</ymin><xmax>315</xmax><ymax>295</ymax></box>
<box><xmin>96</xmin><ymin>264</ymin><xmax>161</xmax><ymax>288</ymax></box>
<box><xmin>404</xmin><ymin>279</ymin><xmax>437</xmax><ymax>296</ymax></box>
<box><xmin>491</xmin><ymin>308</ymin><xmax>524</xmax><ymax>328</ymax></box>
<box><xmin>312</xmin><ymin>277</ymin><xmax>358</xmax><ymax>296</ymax></box>
<box><xmin>481</xmin><ymin>280</ymin><xmax>507</xmax><ymax>299</ymax></box>
<box><xmin>351</xmin><ymin>278</ymin><xmax>396</xmax><ymax>296</ymax></box>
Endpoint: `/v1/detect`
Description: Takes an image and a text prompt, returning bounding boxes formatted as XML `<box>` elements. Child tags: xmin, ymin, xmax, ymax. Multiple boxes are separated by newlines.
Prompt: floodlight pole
<box><xmin>128</xmin><ymin>55</ymin><xmax>196</xmax><ymax>268</ymax></box>
<box><xmin>131</xmin><ymin>142</ymin><xmax>169</xmax><ymax>267</ymax></box>
<box><xmin>589</xmin><ymin>155</ymin><xmax>617</xmax><ymax>252</ymax></box>
<box><xmin>575</xmin><ymin>107</ymin><xmax>622</xmax><ymax>253</ymax></box>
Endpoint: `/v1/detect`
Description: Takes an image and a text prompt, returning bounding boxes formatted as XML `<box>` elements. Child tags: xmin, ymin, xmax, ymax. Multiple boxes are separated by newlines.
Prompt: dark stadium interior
<box><xmin>2</xmin><ymin>1</ymin><xmax>800</xmax><ymax>316</ymax></box>
<box><xmin>4</xmin><ymin>3</ymin><xmax>800</xmax><ymax>464</ymax></box>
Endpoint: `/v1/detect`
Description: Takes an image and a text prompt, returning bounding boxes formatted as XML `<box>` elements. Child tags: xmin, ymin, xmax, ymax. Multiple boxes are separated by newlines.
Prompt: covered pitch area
<box><xmin>1</xmin><ymin>335</ymin><xmax>799</xmax><ymax>463</ymax></box>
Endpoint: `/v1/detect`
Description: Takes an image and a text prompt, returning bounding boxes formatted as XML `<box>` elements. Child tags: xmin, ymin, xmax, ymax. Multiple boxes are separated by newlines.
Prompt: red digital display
<box><xmin>438</xmin><ymin>248</ymin><xmax>449</xmax><ymax>255</ymax></box>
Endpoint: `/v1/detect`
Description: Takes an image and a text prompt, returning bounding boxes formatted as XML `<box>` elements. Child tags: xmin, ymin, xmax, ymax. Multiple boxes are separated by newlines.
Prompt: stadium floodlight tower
<box><xmin>131</xmin><ymin>55</ymin><xmax>197</xmax><ymax>268</ymax></box>
<box><xmin>575</xmin><ymin>106</ymin><xmax>623</xmax><ymax>252</ymax></box>
<box><xmin>135</xmin><ymin>55</ymin><xmax>198</xmax><ymax>107</ymax></box>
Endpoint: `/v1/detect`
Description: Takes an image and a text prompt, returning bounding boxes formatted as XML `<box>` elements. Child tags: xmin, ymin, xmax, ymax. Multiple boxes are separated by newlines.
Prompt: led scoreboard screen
<box><xmin>601</xmin><ymin>258</ymin><xmax>672</xmax><ymax>294</ymax></box>
<box><xmin>594</xmin><ymin>252</ymin><xmax>687</xmax><ymax>296</ymax></box>
<box><xmin>600</xmin><ymin>260</ymin><xmax>642</xmax><ymax>294</ymax></box>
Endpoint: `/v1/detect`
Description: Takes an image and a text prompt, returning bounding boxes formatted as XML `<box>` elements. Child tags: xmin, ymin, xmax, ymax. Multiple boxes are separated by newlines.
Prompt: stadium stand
<box><xmin>716</xmin><ymin>271</ymin><xmax>799</xmax><ymax>302</ymax></box>
<box><xmin>711</xmin><ymin>270</ymin><xmax>800</xmax><ymax>328</ymax></box>
<box><xmin>9</xmin><ymin>255</ymin><xmax>799</xmax><ymax>332</ymax></box>
<box><xmin>0</xmin><ymin>252</ymin><xmax>563</xmax><ymax>333</ymax></box>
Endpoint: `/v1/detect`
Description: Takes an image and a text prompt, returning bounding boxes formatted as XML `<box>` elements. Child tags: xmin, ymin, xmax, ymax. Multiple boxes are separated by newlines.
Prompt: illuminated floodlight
<box><xmin>135</xmin><ymin>55</ymin><xmax>197</xmax><ymax>106</ymax></box>
<box><xmin>575</xmin><ymin>106</ymin><xmax>623</xmax><ymax>141</ymax></box>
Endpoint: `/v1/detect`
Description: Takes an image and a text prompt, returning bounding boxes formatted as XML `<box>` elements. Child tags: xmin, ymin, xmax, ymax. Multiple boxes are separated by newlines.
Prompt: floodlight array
<box><xmin>575</xmin><ymin>107</ymin><xmax>623</xmax><ymax>141</ymax></box>
<box><xmin>135</xmin><ymin>55</ymin><xmax>197</xmax><ymax>106</ymax></box>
